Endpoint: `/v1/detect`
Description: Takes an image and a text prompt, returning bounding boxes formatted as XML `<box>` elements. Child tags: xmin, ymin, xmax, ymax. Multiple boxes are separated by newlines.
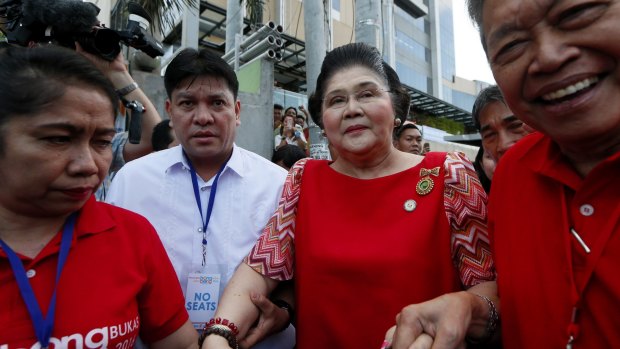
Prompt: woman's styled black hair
<box><xmin>271</xmin><ymin>144</ymin><xmax>307</xmax><ymax>170</ymax></box>
<box><xmin>307</xmin><ymin>43</ymin><xmax>410</xmax><ymax>128</ymax></box>
<box><xmin>473</xmin><ymin>146</ymin><xmax>492</xmax><ymax>194</ymax></box>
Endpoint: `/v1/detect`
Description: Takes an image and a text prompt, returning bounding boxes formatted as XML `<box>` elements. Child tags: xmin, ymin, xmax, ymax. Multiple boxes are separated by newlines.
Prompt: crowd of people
<box><xmin>1</xmin><ymin>0</ymin><xmax>619</xmax><ymax>348</ymax></box>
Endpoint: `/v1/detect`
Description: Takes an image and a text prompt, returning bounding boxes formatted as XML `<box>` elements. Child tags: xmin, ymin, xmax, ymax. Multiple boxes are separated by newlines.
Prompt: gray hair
<box><xmin>472</xmin><ymin>85</ymin><xmax>506</xmax><ymax>131</ymax></box>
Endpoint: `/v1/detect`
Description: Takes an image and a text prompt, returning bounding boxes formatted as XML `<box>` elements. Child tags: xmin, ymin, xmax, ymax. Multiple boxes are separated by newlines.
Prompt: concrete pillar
<box><xmin>182</xmin><ymin>0</ymin><xmax>199</xmax><ymax>49</ymax></box>
<box><xmin>429</xmin><ymin>0</ymin><xmax>443</xmax><ymax>98</ymax></box>
<box><xmin>382</xmin><ymin>0</ymin><xmax>396</xmax><ymax>66</ymax></box>
<box><xmin>226</xmin><ymin>0</ymin><xmax>244</xmax><ymax>54</ymax></box>
<box><xmin>236</xmin><ymin>57</ymin><xmax>275</xmax><ymax>159</ymax></box>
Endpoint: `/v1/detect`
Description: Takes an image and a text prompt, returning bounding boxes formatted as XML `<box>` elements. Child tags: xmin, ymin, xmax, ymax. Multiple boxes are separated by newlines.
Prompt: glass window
<box><xmin>396</xmin><ymin>30</ymin><xmax>427</xmax><ymax>62</ymax></box>
<box><xmin>451</xmin><ymin>90</ymin><xmax>477</xmax><ymax>112</ymax></box>
<box><xmin>332</xmin><ymin>0</ymin><xmax>340</xmax><ymax>11</ymax></box>
<box><xmin>396</xmin><ymin>62</ymin><xmax>430</xmax><ymax>93</ymax></box>
<box><xmin>395</xmin><ymin>6</ymin><xmax>425</xmax><ymax>32</ymax></box>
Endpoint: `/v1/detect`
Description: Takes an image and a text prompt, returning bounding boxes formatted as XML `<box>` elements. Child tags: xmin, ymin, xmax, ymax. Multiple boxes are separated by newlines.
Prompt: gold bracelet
<box><xmin>466</xmin><ymin>294</ymin><xmax>499</xmax><ymax>344</ymax></box>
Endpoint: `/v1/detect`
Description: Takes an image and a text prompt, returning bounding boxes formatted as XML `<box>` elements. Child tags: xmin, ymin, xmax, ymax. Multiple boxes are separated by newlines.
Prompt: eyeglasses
<box><xmin>323</xmin><ymin>88</ymin><xmax>390</xmax><ymax>110</ymax></box>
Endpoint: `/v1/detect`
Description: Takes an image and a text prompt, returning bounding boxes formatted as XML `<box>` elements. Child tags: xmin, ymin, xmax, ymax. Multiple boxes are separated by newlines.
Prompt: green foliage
<box><xmin>244</xmin><ymin>0</ymin><xmax>266</xmax><ymax>29</ymax></box>
<box><xmin>140</xmin><ymin>0</ymin><xmax>197</xmax><ymax>36</ymax></box>
<box><xmin>416</xmin><ymin>114</ymin><xmax>465</xmax><ymax>135</ymax></box>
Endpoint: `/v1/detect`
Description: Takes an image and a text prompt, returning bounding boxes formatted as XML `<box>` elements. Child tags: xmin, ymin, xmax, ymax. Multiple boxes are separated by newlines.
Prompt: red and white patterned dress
<box><xmin>246</xmin><ymin>152</ymin><xmax>495</xmax><ymax>348</ymax></box>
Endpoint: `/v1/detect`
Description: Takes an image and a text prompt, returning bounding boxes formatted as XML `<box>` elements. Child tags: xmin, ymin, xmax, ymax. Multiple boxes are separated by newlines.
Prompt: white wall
<box><xmin>419</xmin><ymin>124</ymin><xmax>478</xmax><ymax>161</ymax></box>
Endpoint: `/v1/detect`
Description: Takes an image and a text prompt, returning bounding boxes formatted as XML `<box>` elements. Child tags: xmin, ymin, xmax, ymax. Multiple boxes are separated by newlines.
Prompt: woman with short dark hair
<box><xmin>0</xmin><ymin>46</ymin><xmax>197</xmax><ymax>348</ymax></box>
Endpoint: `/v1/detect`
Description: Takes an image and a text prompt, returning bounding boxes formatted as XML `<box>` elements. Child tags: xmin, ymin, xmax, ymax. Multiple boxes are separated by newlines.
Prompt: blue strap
<box><xmin>0</xmin><ymin>212</ymin><xmax>77</xmax><ymax>347</ymax></box>
<box><xmin>183</xmin><ymin>151</ymin><xmax>228</xmax><ymax>266</ymax></box>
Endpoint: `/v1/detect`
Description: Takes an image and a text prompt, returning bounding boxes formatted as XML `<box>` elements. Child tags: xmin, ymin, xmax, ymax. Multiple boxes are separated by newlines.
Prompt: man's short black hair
<box><xmin>271</xmin><ymin>144</ymin><xmax>307</xmax><ymax>169</ymax></box>
<box><xmin>394</xmin><ymin>122</ymin><xmax>421</xmax><ymax>139</ymax></box>
<box><xmin>151</xmin><ymin>119</ymin><xmax>174</xmax><ymax>151</ymax></box>
<box><xmin>164</xmin><ymin>48</ymin><xmax>239</xmax><ymax>99</ymax></box>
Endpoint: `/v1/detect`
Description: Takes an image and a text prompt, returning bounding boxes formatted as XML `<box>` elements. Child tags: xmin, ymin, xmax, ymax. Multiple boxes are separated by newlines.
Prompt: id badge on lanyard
<box><xmin>183</xmin><ymin>151</ymin><xmax>229</xmax><ymax>330</ymax></box>
<box><xmin>186</xmin><ymin>267</ymin><xmax>223</xmax><ymax>330</ymax></box>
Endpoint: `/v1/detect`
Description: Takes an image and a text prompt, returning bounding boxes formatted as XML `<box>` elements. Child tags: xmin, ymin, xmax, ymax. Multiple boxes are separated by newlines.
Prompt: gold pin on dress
<box><xmin>416</xmin><ymin>167</ymin><xmax>440</xmax><ymax>196</ymax></box>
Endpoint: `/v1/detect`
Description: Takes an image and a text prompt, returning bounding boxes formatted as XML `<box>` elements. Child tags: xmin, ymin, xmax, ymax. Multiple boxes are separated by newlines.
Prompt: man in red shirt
<box><xmin>385</xmin><ymin>0</ymin><xmax>620</xmax><ymax>348</ymax></box>
<box><xmin>478</xmin><ymin>0</ymin><xmax>620</xmax><ymax>346</ymax></box>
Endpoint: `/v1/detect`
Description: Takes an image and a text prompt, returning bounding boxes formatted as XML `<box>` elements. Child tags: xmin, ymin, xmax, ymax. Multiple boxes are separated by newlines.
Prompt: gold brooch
<box><xmin>416</xmin><ymin>167</ymin><xmax>440</xmax><ymax>196</ymax></box>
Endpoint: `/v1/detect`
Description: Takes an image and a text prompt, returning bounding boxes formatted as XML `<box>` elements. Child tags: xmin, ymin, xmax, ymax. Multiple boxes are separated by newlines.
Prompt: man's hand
<box><xmin>76</xmin><ymin>40</ymin><xmax>162</xmax><ymax>161</ymax></box>
<box><xmin>75</xmin><ymin>41</ymin><xmax>134</xmax><ymax>88</ymax></box>
<box><xmin>238</xmin><ymin>292</ymin><xmax>290</xmax><ymax>349</ymax></box>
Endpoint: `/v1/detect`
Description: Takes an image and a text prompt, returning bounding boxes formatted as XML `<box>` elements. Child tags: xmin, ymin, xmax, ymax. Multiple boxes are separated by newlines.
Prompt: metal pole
<box><xmin>239</xmin><ymin>35</ymin><xmax>279</xmax><ymax>62</ymax></box>
<box><xmin>304</xmin><ymin>0</ymin><xmax>330</xmax><ymax>159</ymax></box>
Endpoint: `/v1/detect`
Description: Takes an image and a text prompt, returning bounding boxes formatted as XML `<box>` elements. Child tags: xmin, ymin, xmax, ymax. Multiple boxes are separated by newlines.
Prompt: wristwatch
<box><xmin>116</xmin><ymin>82</ymin><xmax>139</xmax><ymax>97</ymax></box>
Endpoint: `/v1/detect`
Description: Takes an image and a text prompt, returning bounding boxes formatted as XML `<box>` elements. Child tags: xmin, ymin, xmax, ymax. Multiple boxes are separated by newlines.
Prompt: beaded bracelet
<box><xmin>198</xmin><ymin>325</ymin><xmax>239</xmax><ymax>349</ymax></box>
<box><xmin>205</xmin><ymin>317</ymin><xmax>239</xmax><ymax>335</ymax></box>
<box><xmin>466</xmin><ymin>294</ymin><xmax>499</xmax><ymax>344</ymax></box>
<box><xmin>198</xmin><ymin>317</ymin><xmax>240</xmax><ymax>348</ymax></box>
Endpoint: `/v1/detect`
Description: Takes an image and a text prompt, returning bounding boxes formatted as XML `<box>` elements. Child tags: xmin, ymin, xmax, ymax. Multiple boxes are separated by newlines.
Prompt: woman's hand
<box><xmin>385</xmin><ymin>292</ymin><xmax>471</xmax><ymax>349</ymax></box>
<box><xmin>283</xmin><ymin>124</ymin><xmax>294</xmax><ymax>137</ymax></box>
<box><xmin>384</xmin><ymin>282</ymin><xmax>498</xmax><ymax>349</ymax></box>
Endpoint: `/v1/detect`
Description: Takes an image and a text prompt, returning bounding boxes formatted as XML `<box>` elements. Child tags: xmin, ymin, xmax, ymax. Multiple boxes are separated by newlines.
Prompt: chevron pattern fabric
<box><xmin>244</xmin><ymin>158</ymin><xmax>309</xmax><ymax>280</ymax></box>
<box><xmin>444</xmin><ymin>152</ymin><xmax>496</xmax><ymax>286</ymax></box>
<box><xmin>246</xmin><ymin>152</ymin><xmax>495</xmax><ymax>286</ymax></box>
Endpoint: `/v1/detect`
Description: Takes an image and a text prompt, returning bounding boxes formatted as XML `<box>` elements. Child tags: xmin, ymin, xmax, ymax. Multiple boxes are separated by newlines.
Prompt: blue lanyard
<box><xmin>183</xmin><ymin>151</ymin><xmax>228</xmax><ymax>266</ymax></box>
<box><xmin>0</xmin><ymin>212</ymin><xmax>77</xmax><ymax>348</ymax></box>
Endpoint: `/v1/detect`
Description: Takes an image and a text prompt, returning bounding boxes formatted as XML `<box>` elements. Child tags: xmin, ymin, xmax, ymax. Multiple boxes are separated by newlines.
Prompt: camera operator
<box><xmin>0</xmin><ymin>0</ymin><xmax>163</xmax><ymax>200</ymax></box>
<box><xmin>75</xmin><ymin>41</ymin><xmax>163</xmax><ymax>200</ymax></box>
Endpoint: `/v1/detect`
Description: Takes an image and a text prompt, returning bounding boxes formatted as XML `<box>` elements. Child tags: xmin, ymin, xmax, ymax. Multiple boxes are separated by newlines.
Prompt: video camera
<box><xmin>0</xmin><ymin>0</ymin><xmax>164</xmax><ymax>61</ymax></box>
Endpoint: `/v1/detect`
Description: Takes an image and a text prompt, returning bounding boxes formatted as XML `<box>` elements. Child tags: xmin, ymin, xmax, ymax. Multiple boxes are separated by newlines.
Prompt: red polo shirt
<box><xmin>0</xmin><ymin>197</ymin><xmax>188</xmax><ymax>348</ymax></box>
<box><xmin>489</xmin><ymin>132</ymin><xmax>620</xmax><ymax>348</ymax></box>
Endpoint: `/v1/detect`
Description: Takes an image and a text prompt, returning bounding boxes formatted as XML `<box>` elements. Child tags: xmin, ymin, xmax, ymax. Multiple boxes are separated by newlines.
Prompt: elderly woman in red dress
<box><xmin>202</xmin><ymin>43</ymin><xmax>497</xmax><ymax>349</ymax></box>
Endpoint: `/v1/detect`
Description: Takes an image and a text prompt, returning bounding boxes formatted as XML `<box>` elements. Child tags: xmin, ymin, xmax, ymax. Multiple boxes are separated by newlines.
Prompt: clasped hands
<box><xmin>202</xmin><ymin>292</ymin><xmax>290</xmax><ymax>349</ymax></box>
<box><xmin>382</xmin><ymin>290</ymin><xmax>492</xmax><ymax>349</ymax></box>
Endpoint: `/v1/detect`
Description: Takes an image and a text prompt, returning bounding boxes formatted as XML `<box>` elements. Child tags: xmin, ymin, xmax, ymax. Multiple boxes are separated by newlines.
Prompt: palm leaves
<box><xmin>138</xmin><ymin>0</ymin><xmax>197</xmax><ymax>35</ymax></box>
<box><xmin>137</xmin><ymin>0</ymin><xmax>266</xmax><ymax>35</ymax></box>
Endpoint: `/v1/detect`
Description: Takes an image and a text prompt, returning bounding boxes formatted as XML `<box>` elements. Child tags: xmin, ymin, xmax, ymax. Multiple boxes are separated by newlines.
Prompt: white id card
<box><xmin>185</xmin><ymin>272</ymin><xmax>221</xmax><ymax>330</ymax></box>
